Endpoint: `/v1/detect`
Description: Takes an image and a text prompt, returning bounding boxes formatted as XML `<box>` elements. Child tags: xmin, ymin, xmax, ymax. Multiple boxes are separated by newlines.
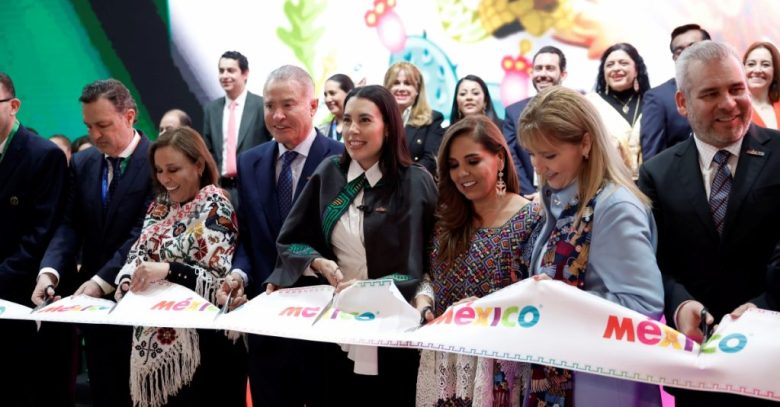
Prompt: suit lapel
<box><xmin>0</xmin><ymin>128</ymin><xmax>26</xmax><ymax>195</ymax></box>
<box><xmin>294</xmin><ymin>133</ymin><xmax>327</xmax><ymax>202</ymax></box>
<box><xmin>676</xmin><ymin>138</ymin><xmax>719</xmax><ymax>239</ymax></box>
<box><xmin>104</xmin><ymin>136</ymin><xmax>149</xmax><ymax>225</ymax></box>
<box><xmin>237</xmin><ymin>93</ymin><xmax>258</xmax><ymax>151</ymax></box>
<box><xmin>723</xmin><ymin>125</ymin><xmax>770</xmax><ymax>237</ymax></box>
<box><xmin>212</xmin><ymin>98</ymin><xmax>225</xmax><ymax>167</ymax></box>
<box><xmin>256</xmin><ymin>143</ymin><xmax>283</xmax><ymax>233</ymax></box>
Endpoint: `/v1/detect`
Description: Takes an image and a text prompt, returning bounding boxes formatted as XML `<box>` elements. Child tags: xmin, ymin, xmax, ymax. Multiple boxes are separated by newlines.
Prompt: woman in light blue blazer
<box><xmin>517</xmin><ymin>86</ymin><xmax>664</xmax><ymax>407</ymax></box>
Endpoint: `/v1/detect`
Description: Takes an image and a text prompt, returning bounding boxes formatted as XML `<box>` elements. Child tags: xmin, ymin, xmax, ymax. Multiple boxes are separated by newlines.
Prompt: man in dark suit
<box><xmin>0</xmin><ymin>73</ymin><xmax>68</xmax><ymax>406</ymax></box>
<box><xmin>32</xmin><ymin>79</ymin><xmax>153</xmax><ymax>407</ymax></box>
<box><xmin>638</xmin><ymin>41</ymin><xmax>780</xmax><ymax>406</ymax></box>
<box><xmin>502</xmin><ymin>46</ymin><xmax>567</xmax><ymax>195</ymax></box>
<box><xmin>640</xmin><ymin>24</ymin><xmax>710</xmax><ymax>161</ymax></box>
<box><xmin>202</xmin><ymin>51</ymin><xmax>271</xmax><ymax>207</ymax></box>
<box><xmin>216</xmin><ymin>65</ymin><xmax>343</xmax><ymax>407</ymax></box>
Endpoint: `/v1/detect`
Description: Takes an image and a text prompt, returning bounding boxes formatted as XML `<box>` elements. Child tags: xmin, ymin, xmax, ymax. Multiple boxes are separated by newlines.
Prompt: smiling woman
<box><xmin>114</xmin><ymin>127</ymin><xmax>246</xmax><ymax>407</ymax></box>
<box><xmin>743</xmin><ymin>41</ymin><xmax>780</xmax><ymax>129</ymax></box>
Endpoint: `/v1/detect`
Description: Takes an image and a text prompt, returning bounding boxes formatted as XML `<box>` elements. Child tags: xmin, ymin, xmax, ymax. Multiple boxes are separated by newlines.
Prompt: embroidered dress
<box><xmin>117</xmin><ymin>184</ymin><xmax>238</xmax><ymax>407</ymax></box>
<box><xmin>417</xmin><ymin>203</ymin><xmax>540</xmax><ymax>407</ymax></box>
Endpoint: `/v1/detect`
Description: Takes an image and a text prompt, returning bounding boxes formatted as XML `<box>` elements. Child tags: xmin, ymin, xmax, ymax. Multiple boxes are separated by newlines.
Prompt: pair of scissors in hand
<box><xmin>32</xmin><ymin>285</ymin><xmax>56</xmax><ymax>313</ymax></box>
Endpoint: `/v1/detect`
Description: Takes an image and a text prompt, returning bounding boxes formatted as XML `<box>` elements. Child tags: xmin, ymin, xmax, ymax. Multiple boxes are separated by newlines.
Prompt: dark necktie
<box><xmin>104</xmin><ymin>156</ymin><xmax>123</xmax><ymax>206</ymax></box>
<box><xmin>709</xmin><ymin>150</ymin><xmax>732</xmax><ymax>235</ymax></box>
<box><xmin>277</xmin><ymin>151</ymin><xmax>299</xmax><ymax>219</ymax></box>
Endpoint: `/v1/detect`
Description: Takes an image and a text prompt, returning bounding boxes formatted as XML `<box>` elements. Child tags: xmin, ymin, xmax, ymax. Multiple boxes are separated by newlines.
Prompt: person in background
<box><xmin>318</xmin><ymin>73</ymin><xmax>354</xmax><ymax>142</ymax></box>
<box><xmin>266</xmin><ymin>85</ymin><xmax>437</xmax><ymax>406</ymax></box>
<box><xmin>72</xmin><ymin>134</ymin><xmax>93</xmax><ymax>152</ymax></box>
<box><xmin>383</xmin><ymin>61</ymin><xmax>444</xmax><ymax>175</ymax></box>
<box><xmin>415</xmin><ymin>115</ymin><xmax>539</xmax><ymax>406</ymax></box>
<box><xmin>202</xmin><ymin>50</ymin><xmax>271</xmax><ymax>208</ymax></box>
<box><xmin>586</xmin><ymin>42</ymin><xmax>651</xmax><ymax>178</ymax></box>
<box><xmin>520</xmin><ymin>86</ymin><xmax>663</xmax><ymax>406</ymax></box>
<box><xmin>743</xmin><ymin>41</ymin><xmax>780</xmax><ymax>129</ymax></box>
<box><xmin>114</xmin><ymin>127</ymin><xmax>245</xmax><ymax>407</ymax></box>
<box><xmin>503</xmin><ymin>46</ymin><xmax>569</xmax><ymax>196</ymax></box>
<box><xmin>159</xmin><ymin>108</ymin><xmax>192</xmax><ymax>135</ymax></box>
<box><xmin>447</xmin><ymin>74</ymin><xmax>501</xmax><ymax>128</ymax></box>
<box><xmin>641</xmin><ymin>24</ymin><xmax>710</xmax><ymax>161</ymax></box>
<box><xmin>49</xmin><ymin>133</ymin><xmax>73</xmax><ymax>163</ymax></box>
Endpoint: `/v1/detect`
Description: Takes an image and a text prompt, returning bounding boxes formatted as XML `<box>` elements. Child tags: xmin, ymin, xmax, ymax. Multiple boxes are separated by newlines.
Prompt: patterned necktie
<box><xmin>225</xmin><ymin>100</ymin><xmax>238</xmax><ymax>176</ymax></box>
<box><xmin>277</xmin><ymin>151</ymin><xmax>299</xmax><ymax>219</ymax></box>
<box><xmin>709</xmin><ymin>150</ymin><xmax>732</xmax><ymax>235</ymax></box>
<box><xmin>104</xmin><ymin>156</ymin><xmax>123</xmax><ymax>206</ymax></box>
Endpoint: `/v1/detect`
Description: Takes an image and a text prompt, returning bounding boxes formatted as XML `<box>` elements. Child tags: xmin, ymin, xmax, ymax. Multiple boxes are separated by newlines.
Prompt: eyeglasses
<box><xmin>0</xmin><ymin>97</ymin><xmax>14</xmax><ymax>103</ymax></box>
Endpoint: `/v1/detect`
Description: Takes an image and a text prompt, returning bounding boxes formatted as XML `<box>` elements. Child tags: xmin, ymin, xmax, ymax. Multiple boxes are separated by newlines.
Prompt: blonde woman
<box><xmin>518</xmin><ymin>86</ymin><xmax>663</xmax><ymax>406</ymax></box>
<box><xmin>383</xmin><ymin>62</ymin><xmax>444</xmax><ymax>175</ymax></box>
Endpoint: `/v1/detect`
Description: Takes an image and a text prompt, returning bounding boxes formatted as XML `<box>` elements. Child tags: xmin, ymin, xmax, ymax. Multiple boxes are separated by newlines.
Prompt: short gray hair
<box><xmin>676</xmin><ymin>40</ymin><xmax>742</xmax><ymax>98</ymax></box>
<box><xmin>263</xmin><ymin>65</ymin><xmax>314</xmax><ymax>97</ymax></box>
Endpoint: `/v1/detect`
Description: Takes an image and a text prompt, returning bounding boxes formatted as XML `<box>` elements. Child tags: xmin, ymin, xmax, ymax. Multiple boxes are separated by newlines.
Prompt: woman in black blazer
<box><xmin>383</xmin><ymin>61</ymin><xmax>444</xmax><ymax>175</ymax></box>
<box><xmin>266</xmin><ymin>85</ymin><xmax>437</xmax><ymax>406</ymax></box>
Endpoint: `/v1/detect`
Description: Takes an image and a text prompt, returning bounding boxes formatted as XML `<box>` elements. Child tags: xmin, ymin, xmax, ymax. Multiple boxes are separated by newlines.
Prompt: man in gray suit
<box><xmin>202</xmin><ymin>51</ymin><xmax>271</xmax><ymax>207</ymax></box>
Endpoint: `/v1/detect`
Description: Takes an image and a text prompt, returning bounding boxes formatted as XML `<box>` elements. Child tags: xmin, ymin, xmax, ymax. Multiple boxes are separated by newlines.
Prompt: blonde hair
<box><xmin>383</xmin><ymin>62</ymin><xmax>433</xmax><ymax>127</ymax></box>
<box><xmin>518</xmin><ymin>86</ymin><xmax>650</xmax><ymax>225</ymax></box>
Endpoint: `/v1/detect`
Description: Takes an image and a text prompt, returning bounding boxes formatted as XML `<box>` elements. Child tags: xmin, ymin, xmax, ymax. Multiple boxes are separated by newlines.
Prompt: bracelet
<box><xmin>420</xmin><ymin>305</ymin><xmax>433</xmax><ymax>324</ymax></box>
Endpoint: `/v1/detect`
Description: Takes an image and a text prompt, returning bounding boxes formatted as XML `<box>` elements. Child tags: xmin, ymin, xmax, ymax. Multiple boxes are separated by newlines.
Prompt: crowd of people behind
<box><xmin>1</xmin><ymin>22</ymin><xmax>779</xmax><ymax>407</ymax></box>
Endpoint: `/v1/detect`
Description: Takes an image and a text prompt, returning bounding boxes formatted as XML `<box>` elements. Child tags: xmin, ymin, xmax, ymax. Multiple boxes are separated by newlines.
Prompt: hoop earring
<box><xmin>496</xmin><ymin>169</ymin><xmax>506</xmax><ymax>198</ymax></box>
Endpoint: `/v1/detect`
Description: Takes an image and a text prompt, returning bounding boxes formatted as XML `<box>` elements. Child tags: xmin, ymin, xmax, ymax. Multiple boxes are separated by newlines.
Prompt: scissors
<box><xmin>31</xmin><ymin>285</ymin><xmax>56</xmax><ymax>313</ymax></box>
<box><xmin>312</xmin><ymin>292</ymin><xmax>337</xmax><ymax>326</ymax></box>
<box><xmin>109</xmin><ymin>280</ymin><xmax>131</xmax><ymax>313</ymax></box>
<box><xmin>699</xmin><ymin>307</ymin><xmax>711</xmax><ymax>344</ymax></box>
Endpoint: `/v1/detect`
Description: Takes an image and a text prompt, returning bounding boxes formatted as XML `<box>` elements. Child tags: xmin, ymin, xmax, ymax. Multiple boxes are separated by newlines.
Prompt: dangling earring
<box><xmin>633</xmin><ymin>78</ymin><xmax>639</xmax><ymax>92</ymax></box>
<box><xmin>605</xmin><ymin>86</ymin><xmax>609</xmax><ymax>96</ymax></box>
<box><xmin>496</xmin><ymin>169</ymin><xmax>506</xmax><ymax>198</ymax></box>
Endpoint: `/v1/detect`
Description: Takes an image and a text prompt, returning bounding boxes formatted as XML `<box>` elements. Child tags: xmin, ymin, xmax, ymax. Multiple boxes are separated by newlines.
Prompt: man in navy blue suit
<box><xmin>32</xmin><ymin>79</ymin><xmax>153</xmax><ymax>407</ymax></box>
<box><xmin>216</xmin><ymin>65</ymin><xmax>343</xmax><ymax>407</ymax></box>
<box><xmin>502</xmin><ymin>46</ymin><xmax>567</xmax><ymax>195</ymax></box>
<box><xmin>0</xmin><ymin>72</ymin><xmax>68</xmax><ymax>406</ymax></box>
<box><xmin>640</xmin><ymin>24</ymin><xmax>710</xmax><ymax>161</ymax></box>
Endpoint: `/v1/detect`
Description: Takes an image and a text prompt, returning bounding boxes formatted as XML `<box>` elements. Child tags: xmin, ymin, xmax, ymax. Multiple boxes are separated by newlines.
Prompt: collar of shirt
<box><xmin>347</xmin><ymin>159</ymin><xmax>383</xmax><ymax>187</ymax></box>
<box><xmin>542</xmin><ymin>180</ymin><xmax>579</xmax><ymax>220</ymax></box>
<box><xmin>226</xmin><ymin>88</ymin><xmax>249</xmax><ymax>108</ymax></box>
<box><xmin>104</xmin><ymin>130</ymin><xmax>141</xmax><ymax>160</ymax></box>
<box><xmin>693</xmin><ymin>134</ymin><xmax>743</xmax><ymax>175</ymax></box>
<box><xmin>278</xmin><ymin>128</ymin><xmax>317</xmax><ymax>160</ymax></box>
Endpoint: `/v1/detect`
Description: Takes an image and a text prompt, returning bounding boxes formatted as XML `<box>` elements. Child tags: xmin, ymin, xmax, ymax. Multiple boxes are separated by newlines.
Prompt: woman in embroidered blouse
<box><xmin>518</xmin><ymin>86</ymin><xmax>663</xmax><ymax>407</ymax></box>
<box><xmin>415</xmin><ymin>115</ymin><xmax>540</xmax><ymax>406</ymax></box>
<box><xmin>585</xmin><ymin>42</ymin><xmax>651</xmax><ymax>178</ymax></box>
<box><xmin>317</xmin><ymin>73</ymin><xmax>355</xmax><ymax>141</ymax></box>
<box><xmin>265</xmin><ymin>85</ymin><xmax>437</xmax><ymax>406</ymax></box>
<box><xmin>114</xmin><ymin>127</ymin><xmax>245</xmax><ymax>407</ymax></box>
<box><xmin>743</xmin><ymin>41</ymin><xmax>780</xmax><ymax>129</ymax></box>
<box><xmin>383</xmin><ymin>61</ymin><xmax>445</xmax><ymax>175</ymax></box>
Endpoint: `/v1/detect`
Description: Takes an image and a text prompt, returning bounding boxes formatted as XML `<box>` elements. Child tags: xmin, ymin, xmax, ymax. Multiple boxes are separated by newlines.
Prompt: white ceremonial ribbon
<box><xmin>1</xmin><ymin>279</ymin><xmax>778</xmax><ymax>402</ymax></box>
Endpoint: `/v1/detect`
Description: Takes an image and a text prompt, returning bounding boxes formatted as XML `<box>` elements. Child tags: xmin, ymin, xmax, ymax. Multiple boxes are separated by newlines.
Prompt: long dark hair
<box><xmin>435</xmin><ymin>115</ymin><xmax>518</xmax><ymax>265</ymax></box>
<box><xmin>595</xmin><ymin>43</ymin><xmax>651</xmax><ymax>95</ymax></box>
<box><xmin>339</xmin><ymin>85</ymin><xmax>412</xmax><ymax>185</ymax></box>
<box><xmin>327</xmin><ymin>73</ymin><xmax>355</xmax><ymax>93</ymax></box>
<box><xmin>448</xmin><ymin>74</ymin><xmax>500</xmax><ymax>127</ymax></box>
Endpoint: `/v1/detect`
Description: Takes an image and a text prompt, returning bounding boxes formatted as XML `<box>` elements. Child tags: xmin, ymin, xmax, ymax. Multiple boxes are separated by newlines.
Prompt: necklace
<box><xmin>610</xmin><ymin>92</ymin><xmax>635</xmax><ymax>114</ymax></box>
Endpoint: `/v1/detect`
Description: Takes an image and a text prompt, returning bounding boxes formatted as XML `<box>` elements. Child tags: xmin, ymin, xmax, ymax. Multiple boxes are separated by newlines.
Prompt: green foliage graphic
<box><xmin>276</xmin><ymin>0</ymin><xmax>327</xmax><ymax>74</ymax></box>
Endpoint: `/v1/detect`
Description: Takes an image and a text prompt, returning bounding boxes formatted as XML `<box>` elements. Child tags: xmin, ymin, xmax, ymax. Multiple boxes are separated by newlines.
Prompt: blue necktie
<box><xmin>709</xmin><ymin>150</ymin><xmax>732</xmax><ymax>235</ymax></box>
<box><xmin>277</xmin><ymin>151</ymin><xmax>299</xmax><ymax>219</ymax></box>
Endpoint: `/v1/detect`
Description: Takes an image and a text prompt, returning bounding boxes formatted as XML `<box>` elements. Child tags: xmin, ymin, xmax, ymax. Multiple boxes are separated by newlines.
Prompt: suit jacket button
<box><xmin>416</xmin><ymin>139</ymin><xmax>422</xmax><ymax>144</ymax></box>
